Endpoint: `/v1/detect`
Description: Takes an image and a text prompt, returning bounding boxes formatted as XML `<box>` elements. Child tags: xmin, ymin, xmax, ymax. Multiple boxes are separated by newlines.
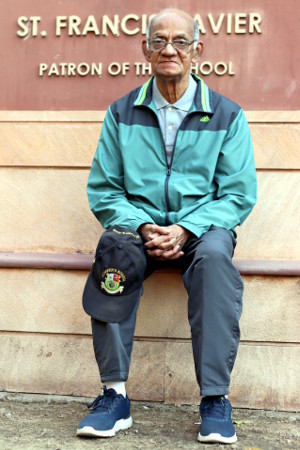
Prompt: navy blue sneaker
<box><xmin>198</xmin><ymin>396</ymin><xmax>237</xmax><ymax>444</ymax></box>
<box><xmin>76</xmin><ymin>386</ymin><xmax>132</xmax><ymax>437</ymax></box>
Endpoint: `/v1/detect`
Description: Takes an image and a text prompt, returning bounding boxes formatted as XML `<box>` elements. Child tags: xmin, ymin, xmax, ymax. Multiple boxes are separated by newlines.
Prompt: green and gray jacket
<box><xmin>87</xmin><ymin>75</ymin><xmax>257</xmax><ymax>238</ymax></box>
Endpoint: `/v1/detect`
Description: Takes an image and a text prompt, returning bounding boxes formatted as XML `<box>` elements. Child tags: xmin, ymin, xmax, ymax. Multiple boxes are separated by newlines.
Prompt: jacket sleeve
<box><xmin>87</xmin><ymin>106</ymin><xmax>155</xmax><ymax>230</ymax></box>
<box><xmin>177</xmin><ymin>109</ymin><xmax>257</xmax><ymax>238</ymax></box>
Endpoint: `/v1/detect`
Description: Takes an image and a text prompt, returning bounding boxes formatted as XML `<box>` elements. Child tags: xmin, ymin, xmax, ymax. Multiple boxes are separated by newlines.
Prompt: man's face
<box><xmin>143</xmin><ymin>13</ymin><xmax>201</xmax><ymax>82</ymax></box>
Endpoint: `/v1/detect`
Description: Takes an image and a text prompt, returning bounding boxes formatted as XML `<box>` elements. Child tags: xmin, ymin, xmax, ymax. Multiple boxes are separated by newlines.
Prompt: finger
<box><xmin>155</xmin><ymin>250</ymin><xmax>184</xmax><ymax>261</ymax></box>
<box><xmin>146</xmin><ymin>248</ymin><xmax>165</xmax><ymax>258</ymax></box>
<box><xmin>146</xmin><ymin>232</ymin><xmax>160</xmax><ymax>241</ymax></box>
<box><xmin>146</xmin><ymin>243</ymin><xmax>176</xmax><ymax>258</ymax></box>
<box><xmin>147</xmin><ymin>244</ymin><xmax>182</xmax><ymax>259</ymax></box>
<box><xmin>149</xmin><ymin>225</ymin><xmax>171</xmax><ymax>236</ymax></box>
<box><xmin>145</xmin><ymin>238</ymin><xmax>175</xmax><ymax>251</ymax></box>
<box><xmin>145</xmin><ymin>235</ymin><xmax>175</xmax><ymax>249</ymax></box>
<box><xmin>159</xmin><ymin>245</ymin><xmax>182</xmax><ymax>259</ymax></box>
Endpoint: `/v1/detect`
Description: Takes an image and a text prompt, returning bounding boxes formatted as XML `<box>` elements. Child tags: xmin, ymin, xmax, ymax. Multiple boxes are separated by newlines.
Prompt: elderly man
<box><xmin>77</xmin><ymin>8</ymin><xmax>257</xmax><ymax>444</ymax></box>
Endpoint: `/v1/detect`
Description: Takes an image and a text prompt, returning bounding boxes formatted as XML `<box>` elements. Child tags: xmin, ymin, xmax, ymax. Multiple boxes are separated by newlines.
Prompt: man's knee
<box><xmin>196</xmin><ymin>227</ymin><xmax>235</xmax><ymax>264</ymax></box>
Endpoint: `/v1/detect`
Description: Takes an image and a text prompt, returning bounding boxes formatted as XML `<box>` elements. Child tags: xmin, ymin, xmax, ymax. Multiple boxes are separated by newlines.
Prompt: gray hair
<box><xmin>147</xmin><ymin>14</ymin><xmax>199</xmax><ymax>49</ymax></box>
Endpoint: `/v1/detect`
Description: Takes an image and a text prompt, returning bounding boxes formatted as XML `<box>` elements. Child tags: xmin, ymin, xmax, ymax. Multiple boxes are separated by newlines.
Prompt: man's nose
<box><xmin>161</xmin><ymin>42</ymin><xmax>178</xmax><ymax>55</ymax></box>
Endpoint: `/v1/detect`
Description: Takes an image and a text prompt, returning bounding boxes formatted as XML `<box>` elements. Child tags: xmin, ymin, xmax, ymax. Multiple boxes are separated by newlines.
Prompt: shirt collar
<box><xmin>152</xmin><ymin>74</ymin><xmax>197</xmax><ymax>112</ymax></box>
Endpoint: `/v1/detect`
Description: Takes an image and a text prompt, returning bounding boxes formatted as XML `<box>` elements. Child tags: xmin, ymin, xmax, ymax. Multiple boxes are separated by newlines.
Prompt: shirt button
<box><xmin>168</xmin><ymin>124</ymin><xmax>173</xmax><ymax>130</ymax></box>
<box><xmin>168</xmin><ymin>107</ymin><xmax>172</xmax><ymax>112</ymax></box>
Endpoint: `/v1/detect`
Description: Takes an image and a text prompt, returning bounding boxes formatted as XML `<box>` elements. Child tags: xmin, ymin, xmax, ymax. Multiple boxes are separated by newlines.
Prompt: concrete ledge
<box><xmin>0</xmin><ymin>333</ymin><xmax>299</xmax><ymax>410</ymax></box>
<box><xmin>1</xmin><ymin>269</ymin><xmax>299</xmax><ymax>342</ymax></box>
<box><xmin>0</xmin><ymin>252</ymin><xmax>300</xmax><ymax>276</ymax></box>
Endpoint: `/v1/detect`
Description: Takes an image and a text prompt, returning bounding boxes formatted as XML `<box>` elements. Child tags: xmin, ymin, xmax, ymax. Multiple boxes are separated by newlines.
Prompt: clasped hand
<box><xmin>139</xmin><ymin>223</ymin><xmax>191</xmax><ymax>261</ymax></box>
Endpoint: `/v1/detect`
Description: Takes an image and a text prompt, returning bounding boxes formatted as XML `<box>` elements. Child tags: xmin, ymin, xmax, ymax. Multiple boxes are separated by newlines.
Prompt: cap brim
<box><xmin>82</xmin><ymin>271</ymin><xmax>141</xmax><ymax>323</ymax></box>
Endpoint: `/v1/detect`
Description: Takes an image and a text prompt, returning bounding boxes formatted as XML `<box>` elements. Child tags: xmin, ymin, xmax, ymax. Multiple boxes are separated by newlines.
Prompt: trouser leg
<box><xmin>91</xmin><ymin>289</ymin><xmax>142</xmax><ymax>382</ymax></box>
<box><xmin>182</xmin><ymin>227</ymin><xmax>244</xmax><ymax>396</ymax></box>
<box><xmin>88</xmin><ymin>225</ymin><xmax>149</xmax><ymax>383</ymax></box>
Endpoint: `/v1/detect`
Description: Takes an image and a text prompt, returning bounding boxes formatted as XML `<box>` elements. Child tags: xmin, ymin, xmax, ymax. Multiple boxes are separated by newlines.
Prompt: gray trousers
<box><xmin>91</xmin><ymin>226</ymin><xmax>243</xmax><ymax>396</ymax></box>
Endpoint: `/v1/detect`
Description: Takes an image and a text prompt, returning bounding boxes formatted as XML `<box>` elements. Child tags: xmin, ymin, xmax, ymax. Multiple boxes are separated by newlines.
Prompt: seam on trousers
<box><xmin>226</xmin><ymin>270</ymin><xmax>244</xmax><ymax>374</ymax></box>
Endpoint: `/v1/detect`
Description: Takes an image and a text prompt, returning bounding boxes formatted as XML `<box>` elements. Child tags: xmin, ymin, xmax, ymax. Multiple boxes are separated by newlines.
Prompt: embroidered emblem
<box><xmin>112</xmin><ymin>228</ymin><xmax>140</xmax><ymax>239</ymax></box>
<box><xmin>101</xmin><ymin>268</ymin><xmax>126</xmax><ymax>294</ymax></box>
<box><xmin>200</xmin><ymin>115</ymin><xmax>211</xmax><ymax>123</ymax></box>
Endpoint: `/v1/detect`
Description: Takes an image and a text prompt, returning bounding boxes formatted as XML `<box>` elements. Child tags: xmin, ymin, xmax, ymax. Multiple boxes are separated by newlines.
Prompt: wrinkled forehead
<box><xmin>150</xmin><ymin>13</ymin><xmax>194</xmax><ymax>39</ymax></box>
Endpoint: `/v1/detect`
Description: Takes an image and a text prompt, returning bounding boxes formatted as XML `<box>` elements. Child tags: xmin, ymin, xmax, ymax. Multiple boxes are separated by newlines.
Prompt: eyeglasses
<box><xmin>148</xmin><ymin>38</ymin><xmax>196</xmax><ymax>53</ymax></box>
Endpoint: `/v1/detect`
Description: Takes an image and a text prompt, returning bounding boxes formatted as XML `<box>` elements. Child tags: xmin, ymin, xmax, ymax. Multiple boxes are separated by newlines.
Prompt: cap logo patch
<box><xmin>112</xmin><ymin>228</ymin><xmax>140</xmax><ymax>239</ymax></box>
<box><xmin>101</xmin><ymin>268</ymin><xmax>126</xmax><ymax>294</ymax></box>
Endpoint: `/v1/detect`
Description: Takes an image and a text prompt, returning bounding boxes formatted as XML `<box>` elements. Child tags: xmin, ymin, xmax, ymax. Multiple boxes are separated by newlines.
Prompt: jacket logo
<box><xmin>200</xmin><ymin>115</ymin><xmax>211</xmax><ymax>123</ymax></box>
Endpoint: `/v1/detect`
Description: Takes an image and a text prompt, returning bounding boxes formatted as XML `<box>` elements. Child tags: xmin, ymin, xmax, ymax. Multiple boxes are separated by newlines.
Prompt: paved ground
<box><xmin>0</xmin><ymin>393</ymin><xmax>299</xmax><ymax>450</ymax></box>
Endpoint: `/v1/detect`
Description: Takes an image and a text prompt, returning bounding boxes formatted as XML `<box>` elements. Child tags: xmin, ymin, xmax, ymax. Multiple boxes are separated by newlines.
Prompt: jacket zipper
<box><xmin>143</xmin><ymin>103</ymin><xmax>187</xmax><ymax>226</ymax></box>
<box><xmin>164</xmin><ymin>118</ymin><xmax>189</xmax><ymax>225</ymax></box>
<box><xmin>164</xmin><ymin>124</ymin><xmax>182</xmax><ymax>225</ymax></box>
<box><xmin>164</xmin><ymin>165</ymin><xmax>171</xmax><ymax>225</ymax></box>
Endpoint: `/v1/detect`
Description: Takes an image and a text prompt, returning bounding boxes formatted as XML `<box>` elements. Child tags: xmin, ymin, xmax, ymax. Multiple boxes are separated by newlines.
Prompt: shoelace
<box><xmin>202</xmin><ymin>396</ymin><xmax>226</xmax><ymax>419</ymax></box>
<box><xmin>88</xmin><ymin>386</ymin><xmax>116</xmax><ymax>413</ymax></box>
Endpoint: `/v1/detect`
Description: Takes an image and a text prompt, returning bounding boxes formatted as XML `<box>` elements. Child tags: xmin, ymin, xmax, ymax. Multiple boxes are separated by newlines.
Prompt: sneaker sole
<box><xmin>76</xmin><ymin>416</ymin><xmax>133</xmax><ymax>438</ymax></box>
<box><xmin>198</xmin><ymin>431</ymin><xmax>237</xmax><ymax>444</ymax></box>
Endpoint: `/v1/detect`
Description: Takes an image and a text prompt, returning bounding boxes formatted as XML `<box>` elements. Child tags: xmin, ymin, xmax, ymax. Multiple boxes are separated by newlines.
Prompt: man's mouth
<box><xmin>159</xmin><ymin>60</ymin><xmax>178</xmax><ymax>65</ymax></box>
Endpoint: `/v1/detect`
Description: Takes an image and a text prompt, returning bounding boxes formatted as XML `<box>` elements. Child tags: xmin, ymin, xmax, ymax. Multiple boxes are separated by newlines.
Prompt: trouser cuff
<box><xmin>101</xmin><ymin>372</ymin><xmax>129</xmax><ymax>383</ymax></box>
<box><xmin>200</xmin><ymin>385</ymin><xmax>229</xmax><ymax>396</ymax></box>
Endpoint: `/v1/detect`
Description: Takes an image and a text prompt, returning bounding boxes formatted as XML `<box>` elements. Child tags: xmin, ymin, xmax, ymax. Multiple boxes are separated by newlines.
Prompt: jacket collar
<box><xmin>134</xmin><ymin>74</ymin><xmax>214</xmax><ymax>115</ymax></box>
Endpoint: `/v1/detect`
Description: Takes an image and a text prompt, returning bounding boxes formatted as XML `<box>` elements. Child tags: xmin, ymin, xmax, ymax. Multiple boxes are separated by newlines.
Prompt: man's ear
<box><xmin>191</xmin><ymin>41</ymin><xmax>203</xmax><ymax>64</ymax></box>
<box><xmin>142</xmin><ymin>40</ymin><xmax>151</xmax><ymax>61</ymax></box>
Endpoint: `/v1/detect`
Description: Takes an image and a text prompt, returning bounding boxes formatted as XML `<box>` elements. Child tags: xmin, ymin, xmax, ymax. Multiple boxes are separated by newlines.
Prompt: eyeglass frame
<box><xmin>147</xmin><ymin>38</ymin><xmax>197</xmax><ymax>53</ymax></box>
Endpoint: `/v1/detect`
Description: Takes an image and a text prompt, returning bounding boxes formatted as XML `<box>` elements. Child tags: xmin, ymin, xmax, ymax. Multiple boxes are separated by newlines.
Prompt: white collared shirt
<box><xmin>153</xmin><ymin>75</ymin><xmax>197</xmax><ymax>165</ymax></box>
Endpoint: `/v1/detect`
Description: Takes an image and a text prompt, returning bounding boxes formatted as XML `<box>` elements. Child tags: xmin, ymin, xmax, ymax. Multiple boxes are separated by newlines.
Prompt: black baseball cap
<box><xmin>82</xmin><ymin>226</ymin><xmax>147</xmax><ymax>322</ymax></box>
